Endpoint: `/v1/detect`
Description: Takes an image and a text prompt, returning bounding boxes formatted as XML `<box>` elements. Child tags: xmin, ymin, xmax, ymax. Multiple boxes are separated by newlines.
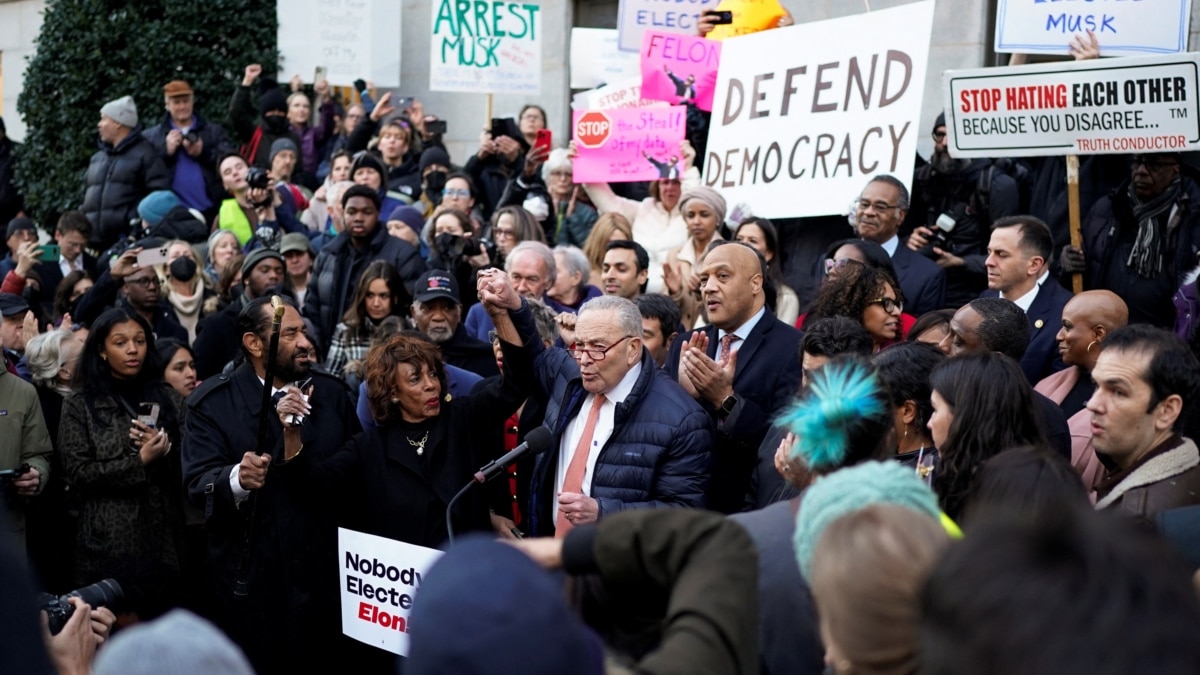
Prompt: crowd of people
<box><xmin>2</xmin><ymin>21</ymin><xmax>1200</xmax><ymax>675</ymax></box>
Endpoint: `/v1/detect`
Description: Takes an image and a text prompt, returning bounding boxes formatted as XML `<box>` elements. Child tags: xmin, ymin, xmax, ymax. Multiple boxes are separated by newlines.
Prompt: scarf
<box><xmin>1126</xmin><ymin>178</ymin><xmax>1182</xmax><ymax>279</ymax></box>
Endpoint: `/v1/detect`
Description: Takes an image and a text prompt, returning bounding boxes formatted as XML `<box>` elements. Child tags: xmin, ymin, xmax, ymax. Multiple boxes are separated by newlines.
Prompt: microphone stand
<box><xmin>233</xmin><ymin>296</ymin><xmax>286</xmax><ymax>597</ymax></box>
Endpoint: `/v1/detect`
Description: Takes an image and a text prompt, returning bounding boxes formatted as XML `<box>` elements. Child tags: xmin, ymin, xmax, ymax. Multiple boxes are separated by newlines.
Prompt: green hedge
<box><xmin>16</xmin><ymin>0</ymin><xmax>280</xmax><ymax>230</ymax></box>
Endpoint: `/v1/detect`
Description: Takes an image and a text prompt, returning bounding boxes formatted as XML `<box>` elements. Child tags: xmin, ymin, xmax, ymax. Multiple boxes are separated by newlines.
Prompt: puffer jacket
<box><xmin>513</xmin><ymin>306</ymin><xmax>713</xmax><ymax>536</ymax></box>
<box><xmin>302</xmin><ymin>220</ymin><xmax>425</xmax><ymax>356</ymax></box>
<box><xmin>80</xmin><ymin>128</ymin><xmax>172</xmax><ymax>250</ymax></box>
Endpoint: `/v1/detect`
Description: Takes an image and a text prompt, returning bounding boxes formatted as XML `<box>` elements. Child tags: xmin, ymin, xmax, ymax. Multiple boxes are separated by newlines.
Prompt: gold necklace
<box><xmin>407</xmin><ymin>430</ymin><xmax>429</xmax><ymax>456</ymax></box>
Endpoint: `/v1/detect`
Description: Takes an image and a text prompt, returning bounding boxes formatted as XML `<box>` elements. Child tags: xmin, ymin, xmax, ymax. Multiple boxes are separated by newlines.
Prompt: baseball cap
<box><xmin>413</xmin><ymin>270</ymin><xmax>460</xmax><ymax>305</ymax></box>
<box><xmin>279</xmin><ymin>232</ymin><xmax>314</xmax><ymax>256</ymax></box>
<box><xmin>0</xmin><ymin>293</ymin><xmax>31</xmax><ymax>317</ymax></box>
<box><xmin>163</xmin><ymin>80</ymin><xmax>193</xmax><ymax>98</ymax></box>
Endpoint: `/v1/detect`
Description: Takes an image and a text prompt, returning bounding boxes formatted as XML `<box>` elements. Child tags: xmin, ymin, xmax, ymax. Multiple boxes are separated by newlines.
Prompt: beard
<box><xmin>931</xmin><ymin>149</ymin><xmax>969</xmax><ymax>175</ymax></box>
<box><xmin>274</xmin><ymin>346</ymin><xmax>312</xmax><ymax>383</ymax></box>
<box><xmin>425</xmin><ymin>325</ymin><xmax>454</xmax><ymax>343</ymax></box>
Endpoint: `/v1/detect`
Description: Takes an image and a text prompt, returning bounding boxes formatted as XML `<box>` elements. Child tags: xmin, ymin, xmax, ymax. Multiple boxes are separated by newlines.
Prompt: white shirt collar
<box><xmin>59</xmin><ymin>255</ymin><xmax>83</xmax><ymax>276</ymax></box>
<box><xmin>879</xmin><ymin>235</ymin><xmax>899</xmax><ymax>257</ymax></box>
<box><xmin>717</xmin><ymin>305</ymin><xmax>766</xmax><ymax>344</ymax></box>
<box><xmin>1003</xmin><ymin>269</ymin><xmax>1050</xmax><ymax>313</ymax></box>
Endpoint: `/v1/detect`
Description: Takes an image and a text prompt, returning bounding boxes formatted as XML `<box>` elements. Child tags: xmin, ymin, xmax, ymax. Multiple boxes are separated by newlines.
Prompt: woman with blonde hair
<box><xmin>581</xmin><ymin>213</ymin><xmax>633</xmax><ymax>288</ymax></box>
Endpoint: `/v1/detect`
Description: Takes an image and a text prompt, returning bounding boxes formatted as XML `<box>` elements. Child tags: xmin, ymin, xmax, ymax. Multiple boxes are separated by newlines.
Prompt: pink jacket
<box><xmin>1035</xmin><ymin>366</ymin><xmax>1105</xmax><ymax>492</ymax></box>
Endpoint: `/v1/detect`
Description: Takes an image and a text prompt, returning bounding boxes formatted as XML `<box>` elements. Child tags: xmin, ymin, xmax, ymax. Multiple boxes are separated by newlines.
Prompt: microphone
<box><xmin>473</xmin><ymin>426</ymin><xmax>554</xmax><ymax>484</ymax></box>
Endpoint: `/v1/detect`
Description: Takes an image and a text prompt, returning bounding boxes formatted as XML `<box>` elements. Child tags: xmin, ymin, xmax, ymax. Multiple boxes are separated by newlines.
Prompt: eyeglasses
<box><xmin>856</xmin><ymin>199</ymin><xmax>902</xmax><ymax>212</ymax></box>
<box><xmin>549</xmin><ymin>171</ymin><xmax>572</xmax><ymax>179</ymax></box>
<box><xmin>824</xmin><ymin>258</ymin><xmax>864</xmax><ymax>275</ymax></box>
<box><xmin>443</xmin><ymin>188</ymin><xmax>471</xmax><ymax>198</ymax></box>
<box><xmin>1130</xmin><ymin>157</ymin><xmax>1179</xmax><ymax>172</ymax></box>
<box><xmin>868</xmin><ymin>297</ymin><xmax>903</xmax><ymax>314</ymax></box>
<box><xmin>568</xmin><ymin>335</ymin><xmax>633</xmax><ymax>361</ymax></box>
<box><xmin>487</xmin><ymin>330</ymin><xmax>499</xmax><ymax>343</ymax></box>
<box><xmin>931</xmin><ymin>131</ymin><xmax>946</xmax><ymax>141</ymax></box>
<box><xmin>125</xmin><ymin>276</ymin><xmax>161</xmax><ymax>288</ymax></box>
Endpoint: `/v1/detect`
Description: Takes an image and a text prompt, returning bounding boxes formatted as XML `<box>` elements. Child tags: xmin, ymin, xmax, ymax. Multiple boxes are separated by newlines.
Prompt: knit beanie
<box><xmin>407</xmin><ymin>536</ymin><xmax>606</xmax><ymax>675</ymax></box>
<box><xmin>419</xmin><ymin>146</ymin><xmax>451</xmax><ymax>173</ymax></box>
<box><xmin>350</xmin><ymin>151</ymin><xmax>387</xmax><ymax>188</ymax></box>
<box><xmin>241</xmin><ymin>247</ymin><xmax>284</xmax><ymax>277</ymax></box>
<box><xmin>794</xmin><ymin>461</ymin><xmax>943</xmax><ymax>581</ymax></box>
<box><xmin>933</xmin><ymin>112</ymin><xmax>946</xmax><ymax>133</ymax></box>
<box><xmin>388</xmin><ymin>205</ymin><xmax>425</xmax><ymax>236</ymax></box>
<box><xmin>93</xmin><ymin>610</ymin><xmax>254</xmax><ymax>675</ymax></box>
<box><xmin>137</xmin><ymin>190</ymin><xmax>180</xmax><ymax>226</ymax></box>
<box><xmin>270</xmin><ymin>137</ymin><xmax>298</xmax><ymax>164</ymax></box>
<box><xmin>679</xmin><ymin>186</ymin><xmax>728</xmax><ymax>225</ymax></box>
<box><xmin>258</xmin><ymin>87</ymin><xmax>288</xmax><ymax>117</ymax></box>
<box><xmin>100</xmin><ymin>95</ymin><xmax>139</xmax><ymax>128</ymax></box>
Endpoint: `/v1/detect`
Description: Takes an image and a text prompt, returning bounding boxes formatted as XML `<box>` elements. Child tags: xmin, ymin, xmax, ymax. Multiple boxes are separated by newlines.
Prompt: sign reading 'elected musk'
<box><xmin>944</xmin><ymin>53</ymin><xmax>1200</xmax><ymax>159</ymax></box>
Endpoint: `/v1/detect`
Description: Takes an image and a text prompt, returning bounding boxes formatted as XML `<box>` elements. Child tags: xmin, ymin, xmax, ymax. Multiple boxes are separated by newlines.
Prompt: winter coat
<box><xmin>228</xmin><ymin>85</ymin><xmax>302</xmax><ymax>171</ymax></box>
<box><xmin>81</xmin><ymin>128</ymin><xmax>172</xmax><ymax>250</ymax></box>
<box><xmin>302</xmin><ymin>222</ymin><xmax>425</xmax><ymax>354</ymax></box>
<box><xmin>0</xmin><ymin>137</ymin><xmax>23</xmax><ymax>225</ymax></box>
<box><xmin>1095</xmin><ymin>435</ymin><xmax>1200</xmax><ymax>520</ymax></box>
<box><xmin>142</xmin><ymin>112</ymin><xmax>235</xmax><ymax>218</ymax></box>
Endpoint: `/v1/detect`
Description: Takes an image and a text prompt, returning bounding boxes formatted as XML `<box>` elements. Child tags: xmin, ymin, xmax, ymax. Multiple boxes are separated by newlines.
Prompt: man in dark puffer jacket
<box><xmin>490</xmin><ymin>282</ymin><xmax>712</xmax><ymax>537</ymax></box>
<box><xmin>81</xmin><ymin>96</ymin><xmax>172</xmax><ymax>251</ymax></box>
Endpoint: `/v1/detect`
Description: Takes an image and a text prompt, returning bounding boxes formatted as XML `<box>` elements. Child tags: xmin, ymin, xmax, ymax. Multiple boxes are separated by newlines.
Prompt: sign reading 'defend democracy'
<box><xmin>573</xmin><ymin>107</ymin><xmax>688</xmax><ymax>183</ymax></box>
<box><xmin>429</xmin><ymin>0</ymin><xmax>542</xmax><ymax>94</ymax></box>
<box><xmin>617</xmin><ymin>0</ymin><xmax>720</xmax><ymax>52</ymax></box>
<box><xmin>704</xmin><ymin>1</ymin><xmax>934</xmax><ymax>218</ymax></box>
<box><xmin>338</xmin><ymin>528</ymin><xmax>443</xmax><ymax>656</ymax></box>
<box><xmin>943</xmin><ymin>53</ymin><xmax>1200</xmax><ymax>159</ymax></box>
<box><xmin>995</xmin><ymin>0</ymin><xmax>1193</xmax><ymax>57</ymax></box>
<box><xmin>640</xmin><ymin>30</ymin><xmax>722</xmax><ymax>112</ymax></box>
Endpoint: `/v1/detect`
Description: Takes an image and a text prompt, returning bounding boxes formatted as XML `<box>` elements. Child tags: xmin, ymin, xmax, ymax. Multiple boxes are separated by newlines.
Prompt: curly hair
<box><xmin>804</xmin><ymin>264</ymin><xmax>903</xmax><ymax>331</ymax></box>
<box><xmin>365</xmin><ymin>334</ymin><xmax>448</xmax><ymax>424</ymax></box>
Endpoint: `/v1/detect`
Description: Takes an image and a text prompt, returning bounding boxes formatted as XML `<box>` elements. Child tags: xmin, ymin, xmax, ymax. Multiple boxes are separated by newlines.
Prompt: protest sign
<box><xmin>617</xmin><ymin>0</ymin><xmax>720</xmax><ymax>52</ymax></box>
<box><xmin>640</xmin><ymin>30</ymin><xmax>722</xmax><ymax>111</ymax></box>
<box><xmin>943</xmin><ymin>53</ymin><xmax>1200</xmax><ymax>158</ymax></box>
<box><xmin>705</xmin><ymin>1</ymin><xmax>934</xmax><ymax>218</ymax></box>
<box><xmin>995</xmin><ymin>0</ymin><xmax>1193</xmax><ymax>57</ymax></box>
<box><xmin>338</xmin><ymin>528</ymin><xmax>443</xmax><ymax>656</ymax></box>
<box><xmin>277</xmin><ymin>0</ymin><xmax>402</xmax><ymax>87</ymax></box>
<box><xmin>573</xmin><ymin>106</ymin><xmax>688</xmax><ymax>183</ymax></box>
<box><xmin>429</xmin><ymin>0</ymin><xmax>542</xmax><ymax>94</ymax></box>
<box><xmin>571</xmin><ymin>28</ymin><xmax>641</xmax><ymax>89</ymax></box>
<box><xmin>579</xmin><ymin>78</ymin><xmax>672</xmax><ymax>111</ymax></box>
<box><xmin>706</xmin><ymin>0</ymin><xmax>787</xmax><ymax>41</ymax></box>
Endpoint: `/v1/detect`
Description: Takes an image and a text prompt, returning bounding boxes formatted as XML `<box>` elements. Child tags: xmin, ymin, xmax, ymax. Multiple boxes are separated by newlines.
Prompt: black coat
<box><xmin>181</xmin><ymin>364</ymin><xmax>360</xmax><ymax>675</ymax></box>
<box><xmin>192</xmin><ymin>295</ymin><xmax>247</xmax><ymax>379</ymax></box>
<box><xmin>303</xmin><ymin>223</ymin><xmax>425</xmax><ymax>356</ymax></box>
<box><xmin>72</xmin><ymin>269</ymin><xmax>188</xmax><ymax>343</ymax></box>
<box><xmin>81</xmin><ymin>129</ymin><xmax>172</xmax><ymax>250</ymax></box>
<box><xmin>439</xmin><ymin>324</ymin><xmax>500</xmax><ymax>379</ymax></box>
<box><xmin>0</xmin><ymin>137</ymin><xmax>23</xmax><ymax>225</ymax></box>
<box><xmin>981</xmin><ymin>278</ymin><xmax>1073</xmax><ymax>385</ymax></box>
<box><xmin>142</xmin><ymin>112</ymin><xmax>235</xmax><ymax>220</ymax></box>
<box><xmin>229</xmin><ymin>85</ymin><xmax>302</xmax><ymax>171</ymax></box>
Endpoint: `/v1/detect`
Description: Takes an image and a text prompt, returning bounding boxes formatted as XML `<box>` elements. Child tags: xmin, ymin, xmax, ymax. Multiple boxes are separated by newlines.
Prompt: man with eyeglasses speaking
<box><xmin>853</xmin><ymin>175</ymin><xmax>947</xmax><ymax>316</ymax></box>
<box><xmin>488</xmin><ymin>273</ymin><xmax>712</xmax><ymax>537</ymax></box>
<box><xmin>1062</xmin><ymin>152</ymin><xmax>1200</xmax><ymax>328</ymax></box>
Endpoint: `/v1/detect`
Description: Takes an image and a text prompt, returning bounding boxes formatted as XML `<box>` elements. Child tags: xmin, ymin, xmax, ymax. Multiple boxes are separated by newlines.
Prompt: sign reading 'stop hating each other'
<box><xmin>705</xmin><ymin>1</ymin><xmax>934</xmax><ymax>219</ymax></box>
<box><xmin>429</xmin><ymin>0</ymin><xmax>542</xmax><ymax>94</ymax></box>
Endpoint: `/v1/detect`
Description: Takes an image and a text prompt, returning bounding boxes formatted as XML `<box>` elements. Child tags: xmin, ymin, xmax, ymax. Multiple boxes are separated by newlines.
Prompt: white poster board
<box><xmin>571</xmin><ymin>28</ymin><xmax>642</xmax><ymax>89</ymax></box>
<box><xmin>338</xmin><ymin>528</ymin><xmax>443</xmax><ymax>656</ymax></box>
<box><xmin>277</xmin><ymin>0</ymin><xmax>402</xmax><ymax>87</ymax></box>
<box><xmin>995</xmin><ymin>0</ymin><xmax>1193</xmax><ymax>57</ymax></box>
<box><xmin>617</xmin><ymin>0</ymin><xmax>720</xmax><ymax>52</ymax></box>
<box><xmin>429</xmin><ymin>0</ymin><xmax>543</xmax><ymax>94</ymax></box>
<box><xmin>704</xmin><ymin>1</ymin><xmax>935</xmax><ymax>219</ymax></box>
<box><xmin>944</xmin><ymin>53</ymin><xmax>1200</xmax><ymax>158</ymax></box>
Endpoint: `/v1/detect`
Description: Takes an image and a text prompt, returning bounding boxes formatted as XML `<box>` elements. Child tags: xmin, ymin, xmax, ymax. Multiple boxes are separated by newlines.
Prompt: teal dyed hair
<box><xmin>776</xmin><ymin>358</ymin><xmax>887</xmax><ymax>471</ymax></box>
<box><xmin>793</xmin><ymin>461</ymin><xmax>943</xmax><ymax>581</ymax></box>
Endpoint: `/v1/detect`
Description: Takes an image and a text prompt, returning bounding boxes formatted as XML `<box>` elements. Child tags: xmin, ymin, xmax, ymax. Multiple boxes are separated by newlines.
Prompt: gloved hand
<box><xmin>1060</xmin><ymin>245</ymin><xmax>1087</xmax><ymax>274</ymax></box>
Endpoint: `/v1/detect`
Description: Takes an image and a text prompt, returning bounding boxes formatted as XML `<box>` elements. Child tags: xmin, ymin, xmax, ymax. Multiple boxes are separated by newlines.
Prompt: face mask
<box><xmin>425</xmin><ymin>170</ymin><xmax>447</xmax><ymax>193</ymax></box>
<box><xmin>263</xmin><ymin>114</ymin><xmax>289</xmax><ymax>134</ymax></box>
<box><xmin>169</xmin><ymin>256</ymin><xmax>197</xmax><ymax>282</ymax></box>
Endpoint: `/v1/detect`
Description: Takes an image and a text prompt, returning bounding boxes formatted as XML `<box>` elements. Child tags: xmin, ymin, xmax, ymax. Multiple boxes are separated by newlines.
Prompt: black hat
<box><xmin>420</xmin><ymin>147</ymin><xmax>451</xmax><ymax>173</ymax></box>
<box><xmin>933</xmin><ymin>112</ymin><xmax>946</xmax><ymax>133</ymax></box>
<box><xmin>0</xmin><ymin>292</ymin><xmax>30</xmax><ymax>317</ymax></box>
<box><xmin>241</xmin><ymin>248</ymin><xmax>284</xmax><ymax>277</ymax></box>
<box><xmin>413</xmin><ymin>269</ymin><xmax>460</xmax><ymax>305</ymax></box>
<box><xmin>258</xmin><ymin>87</ymin><xmax>288</xmax><ymax>117</ymax></box>
<box><xmin>6</xmin><ymin>217</ymin><xmax>35</xmax><ymax>240</ymax></box>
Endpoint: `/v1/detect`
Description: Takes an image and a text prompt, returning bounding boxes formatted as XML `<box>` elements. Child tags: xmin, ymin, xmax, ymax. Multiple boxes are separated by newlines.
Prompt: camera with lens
<box><xmin>182</xmin><ymin>130</ymin><xmax>200</xmax><ymax>144</ymax></box>
<box><xmin>434</xmin><ymin>232</ymin><xmax>494</xmax><ymax>265</ymax></box>
<box><xmin>930</xmin><ymin>212</ymin><xmax>959</xmax><ymax>249</ymax></box>
<box><xmin>37</xmin><ymin>579</ymin><xmax>123</xmax><ymax>635</ymax></box>
<box><xmin>246</xmin><ymin>167</ymin><xmax>271</xmax><ymax>191</ymax></box>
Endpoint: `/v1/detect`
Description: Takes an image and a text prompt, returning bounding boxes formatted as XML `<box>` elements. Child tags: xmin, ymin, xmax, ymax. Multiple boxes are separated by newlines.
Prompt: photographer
<box><xmin>425</xmin><ymin>208</ymin><xmax>493</xmax><ymax>313</ymax></box>
<box><xmin>212</xmin><ymin>152</ymin><xmax>305</xmax><ymax>251</ymax></box>
<box><xmin>143</xmin><ymin>79</ymin><xmax>234</xmax><ymax>224</ymax></box>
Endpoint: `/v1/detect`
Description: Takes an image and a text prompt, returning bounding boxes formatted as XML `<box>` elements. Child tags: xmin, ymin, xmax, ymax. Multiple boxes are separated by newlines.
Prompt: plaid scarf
<box><xmin>1126</xmin><ymin>178</ymin><xmax>1182</xmax><ymax>279</ymax></box>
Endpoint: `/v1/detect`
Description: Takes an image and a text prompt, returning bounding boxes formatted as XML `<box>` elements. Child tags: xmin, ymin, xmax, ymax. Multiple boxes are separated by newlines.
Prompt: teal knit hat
<box><xmin>794</xmin><ymin>461</ymin><xmax>942</xmax><ymax>581</ymax></box>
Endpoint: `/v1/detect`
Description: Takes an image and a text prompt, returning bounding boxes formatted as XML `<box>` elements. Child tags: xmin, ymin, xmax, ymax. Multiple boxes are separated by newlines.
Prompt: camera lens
<box><xmin>68</xmin><ymin>578</ymin><xmax>123</xmax><ymax>608</ymax></box>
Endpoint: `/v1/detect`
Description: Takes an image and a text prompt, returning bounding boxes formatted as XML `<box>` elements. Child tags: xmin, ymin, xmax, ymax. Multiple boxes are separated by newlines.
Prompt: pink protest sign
<box><xmin>639</xmin><ymin>30</ymin><xmax>722</xmax><ymax>111</ymax></box>
<box><xmin>572</xmin><ymin>106</ymin><xmax>687</xmax><ymax>183</ymax></box>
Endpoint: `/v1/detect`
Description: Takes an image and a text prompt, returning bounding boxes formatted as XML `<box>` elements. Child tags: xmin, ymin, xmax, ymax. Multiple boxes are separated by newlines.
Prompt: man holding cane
<box><xmin>181</xmin><ymin>296</ymin><xmax>359</xmax><ymax>675</ymax></box>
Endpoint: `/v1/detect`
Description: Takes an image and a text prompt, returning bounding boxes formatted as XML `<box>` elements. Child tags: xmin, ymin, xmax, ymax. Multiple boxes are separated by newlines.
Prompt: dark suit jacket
<box><xmin>982</xmin><ymin>278</ymin><xmax>1072</xmax><ymax>384</ymax></box>
<box><xmin>666</xmin><ymin>308</ymin><xmax>803</xmax><ymax>514</ymax></box>
<box><xmin>891</xmin><ymin>243</ymin><xmax>947</xmax><ymax>316</ymax></box>
<box><xmin>33</xmin><ymin>254</ymin><xmax>97</xmax><ymax>318</ymax></box>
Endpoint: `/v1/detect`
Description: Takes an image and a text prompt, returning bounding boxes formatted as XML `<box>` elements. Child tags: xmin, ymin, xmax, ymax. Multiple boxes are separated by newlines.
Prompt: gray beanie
<box><xmin>100</xmin><ymin>95</ymin><xmax>139</xmax><ymax>128</ymax></box>
<box><xmin>92</xmin><ymin>610</ymin><xmax>254</xmax><ymax>675</ymax></box>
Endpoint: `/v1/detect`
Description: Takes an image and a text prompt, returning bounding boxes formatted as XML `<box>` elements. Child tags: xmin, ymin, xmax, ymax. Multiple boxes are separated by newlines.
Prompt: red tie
<box><xmin>556</xmin><ymin>394</ymin><xmax>606</xmax><ymax>537</ymax></box>
<box><xmin>719</xmin><ymin>334</ymin><xmax>739</xmax><ymax>362</ymax></box>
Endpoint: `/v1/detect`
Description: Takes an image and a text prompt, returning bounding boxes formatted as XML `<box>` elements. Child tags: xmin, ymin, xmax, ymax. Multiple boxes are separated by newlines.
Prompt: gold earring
<box><xmin>1087</xmin><ymin>340</ymin><xmax>1099</xmax><ymax>354</ymax></box>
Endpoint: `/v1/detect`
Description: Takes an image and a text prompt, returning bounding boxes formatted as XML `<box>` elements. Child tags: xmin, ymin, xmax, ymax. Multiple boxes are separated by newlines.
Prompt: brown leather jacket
<box><xmin>1095</xmin><ymin>435</ymin><xmax>1200</xmax><ymax>521</ymax></box>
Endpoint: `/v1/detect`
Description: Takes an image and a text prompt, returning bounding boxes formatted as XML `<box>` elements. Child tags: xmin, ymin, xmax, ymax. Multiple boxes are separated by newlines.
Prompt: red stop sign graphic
<box><xmin>575</xmin><ymin>111</ymin><xmax>612</xmax><ymax>149</ymax></box>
